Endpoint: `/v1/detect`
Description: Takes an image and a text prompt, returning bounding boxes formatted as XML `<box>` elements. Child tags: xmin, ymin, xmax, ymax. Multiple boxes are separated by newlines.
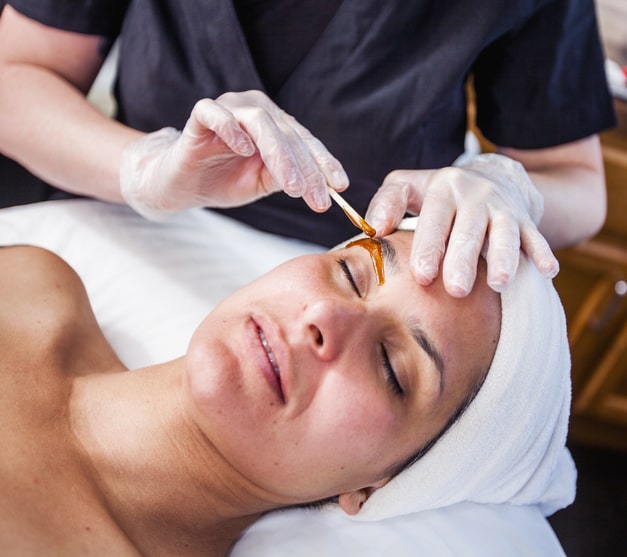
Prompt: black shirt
<box><xmin>233</xmin><ymin>0</ymin><xmax>341</xmax><ymax>96</ymax></box>
<box><xmin>1</xmin><ymin>0</ymin><xmax>616</xmax><ymax>246</ymax></box>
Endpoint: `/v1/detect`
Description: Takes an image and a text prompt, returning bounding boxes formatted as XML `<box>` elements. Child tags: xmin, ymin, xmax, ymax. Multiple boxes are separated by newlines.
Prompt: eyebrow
<box><xmin>378</xmin><ymin>238</ymin><xmax>445</xmax><ymax>392</ymax></box>
<box><xmin>409</xmin><ymin>322</ymin><xmax>445</xmax><ymax>394</ymax></box>
<box><xmin>378</xmin><ymin>237</ymin><xmax>400</xmax><ymax>275</ymax></box>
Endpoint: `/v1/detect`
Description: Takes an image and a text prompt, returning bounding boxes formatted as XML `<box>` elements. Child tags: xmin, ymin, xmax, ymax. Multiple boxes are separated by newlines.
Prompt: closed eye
<box><xmin>337</xmin><ymin>257</ymin><xmax>403</xmax><ymax>398</ymax></box>
<box><xmin>381</xmin><ymin>345</ymin><xmax>404</xmax><ymax>397</ymax></box>
<box><xmin>337</xmin><ymin>258</ymin><xmax>361</xmax><ymax>297</ymax></box>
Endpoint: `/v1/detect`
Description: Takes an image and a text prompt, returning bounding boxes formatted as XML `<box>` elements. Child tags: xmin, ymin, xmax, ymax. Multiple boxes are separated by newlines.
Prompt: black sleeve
<box><xmin>472</xmin><ymin>0</ymin><xmax>616</xmax><ymax>149</ymax></box>
<box><xmin>3</xmin><ymin>0</ymin><xmax>129</xmax><ymax>37</ymax></box>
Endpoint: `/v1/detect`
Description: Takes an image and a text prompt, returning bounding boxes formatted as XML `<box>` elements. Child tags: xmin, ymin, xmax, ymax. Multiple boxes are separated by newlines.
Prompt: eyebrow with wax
<box><xmin>377</xmin><ymin>238</ymin><xmax>400</xmax><ymax>275</ymax></box>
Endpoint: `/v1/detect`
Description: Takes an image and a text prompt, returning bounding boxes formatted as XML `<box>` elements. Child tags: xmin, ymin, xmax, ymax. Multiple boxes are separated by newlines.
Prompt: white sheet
<box><xmin>0</xmin><ymin>199</ymin><xmax>567</xmax><ymax>556</ymax></box>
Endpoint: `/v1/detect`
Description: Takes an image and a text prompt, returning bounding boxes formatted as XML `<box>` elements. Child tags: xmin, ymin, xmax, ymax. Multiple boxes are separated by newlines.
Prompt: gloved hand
<box><xmin>120</xmin><ymin>90</ymin><xmax>348</xmax><ymax>221</ymax></box>
<box><xmin>365</xmin><ymin>153</ymin><xmax>559</xmax><ymax>297</ymax></box>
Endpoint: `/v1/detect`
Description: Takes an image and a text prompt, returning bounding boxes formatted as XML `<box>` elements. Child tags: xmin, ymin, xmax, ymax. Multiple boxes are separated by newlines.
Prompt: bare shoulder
<box><xmin>0</xmin><ymin>244</ymin><xmax>84</xmax><ymax>287</ymax></box>
<box><xmin>0</xmin><ymin>245</ymin><xmax>89</xmax><ymax>325</ymax></box>
<box><xmin>0</xmin><ymin>245</ymin><xmax>124</xmax><ymax>375</ymax></box>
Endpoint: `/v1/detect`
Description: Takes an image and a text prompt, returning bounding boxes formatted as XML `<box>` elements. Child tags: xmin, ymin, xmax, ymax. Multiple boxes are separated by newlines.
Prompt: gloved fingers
<box><xmin>298</xmin><ymin>134</ymin><xmax>349</xmax><ymax>212</ymax></box>
<box><xmin>483</xmin><ymin>212</ymin><xmax>522</xmax><ymax>293</ymax></box>
<box><xmin>296</xmin><ymin>149</ymin><xmax>333</xmax><ymax>212</ymax></box>
<box><xmin>366</xmin><ymin>169</ymin><xmax>435</xmax><ymax>234</ymax></box>
<box><xmin>217</xmin><ymin>90</ymin><xmax>348</xmax><ymax>211</ymax></box>
<box><xmin>520</xmin><ymin>221</ymin><xmax>560</xmax><ymax>279</ymax></box>
<box><xmin>237</xmin><ymin>106</ymin><xmax>309</xmax><ymax>197</ymax></box>
<box><xmin>457</xmin><ymin>153</ymin><xmax>545</xmax><ymax>225</ymax></box>
<box><xmin>409</xmin><ymin>180</ymin><xmax>456</xmax><ymax>286</ymax></box>
<box><xmin>237</xmin><ymin>106</ymin><xmax>344</xmax><ymax>209</ymax></box>
<box><xmin>453</xmin><ymin>152</ymin><xmax>554</xmax><ymax>289</ymax></box>
<box><xmin>187</xmin><ymin>98</ymin><xmax>256</xmax><ymax>156</ymax></box>
<box><xmin>365</xmin><ymin>180</ymin><xmax>411</xmax><ymax>235</ymax></box>
<box><xmin>281</xmin><ymin>111</ymin><xmax>349</xmax><ymax>192</ymax></box>
<box><xmin>441</xmin><ymin>204</ymin><xmax>488</xmax><ymax>297</ymax></box>
<box><xmin>191</xmin><ymin>94</ymin><xmax>310</xmax><ymax>199</ymax></box>
<box><xmin>273</xmin><ymin>121</ymin><xmax>332</xmax><ymax>211</ymax></box>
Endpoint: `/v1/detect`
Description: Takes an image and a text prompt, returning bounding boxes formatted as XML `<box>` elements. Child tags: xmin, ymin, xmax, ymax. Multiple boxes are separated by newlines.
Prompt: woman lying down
<box><xmin>0</xmin><ymin>226</ymin><xmax>574</xmax><ymax>557</ymax></box>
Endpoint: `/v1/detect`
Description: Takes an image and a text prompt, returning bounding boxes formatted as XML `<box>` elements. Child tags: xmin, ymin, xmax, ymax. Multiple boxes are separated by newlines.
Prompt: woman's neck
<box><xmin>68</xmin><ymin>360</ymin><xmax>272</xmax><ymax>556</ymax></box>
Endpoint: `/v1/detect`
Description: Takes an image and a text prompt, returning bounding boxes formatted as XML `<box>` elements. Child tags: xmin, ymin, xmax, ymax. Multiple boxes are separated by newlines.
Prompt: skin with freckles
<box><xmin>0</xmin><ymin>235</ymin><xmax>499</xmax><ymax>557</ymax></box>
<box><xmin>185</xmin><ymin>231</ymin><xmax>500</xmax><ymax>506</ymax></box>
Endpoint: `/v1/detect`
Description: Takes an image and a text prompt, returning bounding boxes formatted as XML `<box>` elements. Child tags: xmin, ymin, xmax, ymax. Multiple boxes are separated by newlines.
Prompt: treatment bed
<box><xmin>0</xmin><ymin>199</ymin><xmax>569</xmax><ymax>556</ymax></box>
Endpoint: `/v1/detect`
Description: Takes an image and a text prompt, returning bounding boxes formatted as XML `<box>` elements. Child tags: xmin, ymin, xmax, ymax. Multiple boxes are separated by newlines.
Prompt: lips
<box><xmin>258</xmin><ymin>327</ymin><xmax>281</xmax><ymax>380</ymax></box>
<box><xmin>253</xmin><ymin>320</ymin><xmax>285</xmax><ymax>402</ymax></box>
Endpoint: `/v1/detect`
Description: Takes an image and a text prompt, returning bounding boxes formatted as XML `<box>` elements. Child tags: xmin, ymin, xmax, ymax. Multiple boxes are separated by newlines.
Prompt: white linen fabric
<box><xmin>0</xmin><ymin>200</ymin><xmax>569</xmax><ymax>556</ymax></box>
<box><xmin>0</xmin><ymin>199</ymin><xmax>322</xmax><ymax>368</ymax></box>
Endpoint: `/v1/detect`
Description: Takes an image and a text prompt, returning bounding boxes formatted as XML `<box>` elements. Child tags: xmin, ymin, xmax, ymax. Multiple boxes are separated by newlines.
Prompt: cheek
<box><xmin>308</xmin><ymin>376</ymin><xmax>401</xmax><ymax>465</ymax></box>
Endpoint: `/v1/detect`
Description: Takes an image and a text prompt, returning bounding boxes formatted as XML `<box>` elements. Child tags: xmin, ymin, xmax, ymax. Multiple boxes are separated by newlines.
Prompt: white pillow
<box><xmin>0</xmin><ymin>199</ymin><xmax>566</xmax><ymax>557</ymax></box>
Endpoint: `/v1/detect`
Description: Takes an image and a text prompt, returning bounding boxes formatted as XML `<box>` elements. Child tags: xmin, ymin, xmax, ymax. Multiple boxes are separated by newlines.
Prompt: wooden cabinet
<box><xmin>553</xmin><ymin>99</ymin><xmax>627</xmax><ymax>451</ymax></box>
<box><xmin>555</xmin><ymin>241</ymin><xmax>627</xmax><ymax>451</ymax></box>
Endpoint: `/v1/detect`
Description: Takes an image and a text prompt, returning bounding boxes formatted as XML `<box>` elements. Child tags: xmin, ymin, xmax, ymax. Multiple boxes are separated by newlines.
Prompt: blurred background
<box><xmin>546</xmin><ymin>1</ymin><xmax>627</xmax><ymax>556</ymax></box>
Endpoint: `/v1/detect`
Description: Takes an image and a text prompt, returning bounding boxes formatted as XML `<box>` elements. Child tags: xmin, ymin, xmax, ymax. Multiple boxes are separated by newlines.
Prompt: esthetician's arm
<box><xmin>0</xmin><ymin>5</ymin><xmax>139</xmax><ymax>203</ymax></box>
<box><xmin>0</xmin><ymin>6</ymin><xmax>347</xmax><ymax>216</ymax></box>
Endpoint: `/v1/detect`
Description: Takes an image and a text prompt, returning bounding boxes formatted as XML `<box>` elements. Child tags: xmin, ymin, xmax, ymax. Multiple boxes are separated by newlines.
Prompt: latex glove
<box><xmin>365</xmin><ymin>153</ymin><xmax>559</xmax><ymax>297</ymax></box>
<box><xmin>120</xmin><ymin>90</ymin><xmax>348</xmax><ymax>220</ymax></box>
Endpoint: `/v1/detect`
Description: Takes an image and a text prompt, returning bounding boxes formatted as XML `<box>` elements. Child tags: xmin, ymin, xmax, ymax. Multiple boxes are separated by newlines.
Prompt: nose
<box><xmin>303</xmin><ymin>298</ymin><xmax>366</xmax><ymax>361</ymax></box>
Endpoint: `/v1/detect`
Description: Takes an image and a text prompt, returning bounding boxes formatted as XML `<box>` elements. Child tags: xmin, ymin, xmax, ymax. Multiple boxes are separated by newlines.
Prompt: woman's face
<box><xmin>185</xmin><ymin>231</ymin><xmax>500</xmax><ymax>507</ymax></box>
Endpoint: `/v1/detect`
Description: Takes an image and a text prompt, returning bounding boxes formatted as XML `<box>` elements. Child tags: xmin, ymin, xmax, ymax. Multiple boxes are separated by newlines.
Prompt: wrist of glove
<box><xmin>119</xmin><ymin>127</ymin><xmax>184</xmax><ymax>221</ymax></box>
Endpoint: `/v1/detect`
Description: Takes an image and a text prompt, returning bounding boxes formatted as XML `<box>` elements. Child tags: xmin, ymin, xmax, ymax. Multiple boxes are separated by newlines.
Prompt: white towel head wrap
<box><xmin>343</xmin><ymin>218</ymin><xmax>576</xmax><ymax>520</ymax></box>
